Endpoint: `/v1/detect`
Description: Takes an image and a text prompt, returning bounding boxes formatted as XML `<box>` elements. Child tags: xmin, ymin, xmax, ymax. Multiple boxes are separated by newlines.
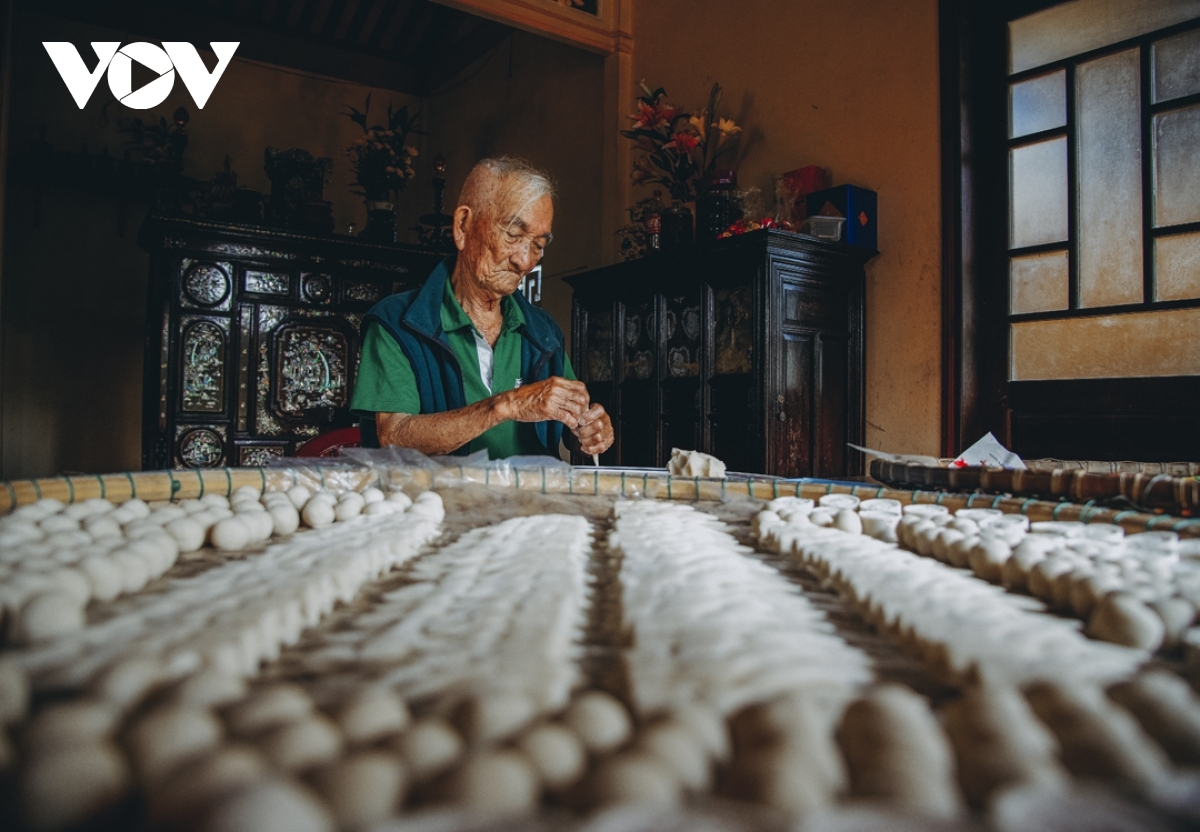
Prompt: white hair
<box><xmin>458</xmin><ymin>157</ymin><xmax>556</xmax><ymax>226</ymax></box>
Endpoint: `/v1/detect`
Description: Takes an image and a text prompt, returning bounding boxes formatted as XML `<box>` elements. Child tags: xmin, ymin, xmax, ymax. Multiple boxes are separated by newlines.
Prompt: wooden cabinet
<box><xmin>566</xmin><ymin>230</ymin><xmax>874</xmax><ymax>478</ymax></box>
<box><xmin>138</xmin><ymin>215</ymin><xmax>443</xmax><ymax>470</ymax></box>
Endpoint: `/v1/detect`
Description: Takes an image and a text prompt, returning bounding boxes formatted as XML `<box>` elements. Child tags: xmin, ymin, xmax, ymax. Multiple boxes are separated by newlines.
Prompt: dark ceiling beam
<box><xmin>308</xmin><ymin>0</ymin><xmax>336</xmax><ymax>35</ymax></box>
<box><xmin>332</xmin><ymin>0</ymin><xmax>360</xmax><ymax>39</ymax></box>
<box><xmin>356</xmin><ymin>0</ymin><xmax>388</xmax><ymax>47</ymax></box>
<box><xmin>378</xmin><ymin>0</ymin><xmax>410</xmax><ymax>51</ymax></box>
<box><xmin>420</xmin><ymin>19</ymin><xmax>510</xmax><ymax>94</ymax></box>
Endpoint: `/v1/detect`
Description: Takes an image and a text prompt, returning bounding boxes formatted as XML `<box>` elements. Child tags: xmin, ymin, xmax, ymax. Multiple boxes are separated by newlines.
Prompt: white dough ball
<box><xmin>333</xmin><ymin>497</ymin><xmax>363</xmax><ymax>522</ymax></box>
<box><xmin>833</xmin><ymin>509</ymin><xmax>863</xmax><ymax>535</ymax></box>
<box><xmin>0</xmin><ymin>658</ymin><xmax>30</xmax><ymax>725</ymax></box>
<box><xmin>126</xmin><ymin>705</ymin><xmax>224</xmax><ymax>785</ymax></box>
<box><xmin>198</xmin><ymin>777</ymin><xmax>334</xmax><ymax>832</ymax></box>
<box><xmin>285</xmin><ymin>486</ymin><xmax>312</xmax><ymax>509</ymax></box>
<box><xmin>363</xmin><ymin>501</ymin><xmax>396</xmax><ymax>516</ymax></box>
<box><xmin>165</xmin><ymin>517</ymin><xmax>206</xmax><ymax>553</ymax></box>
<box><xmin>386</xmin><ymin>491</ymin><xmax>413</xmax><ymax>509</ymax></box>
<box><xmin>391</xmin><ymin>718</ymin><xmax>464</xmax><ymax>781</ymax></box>
<box><xmin>1088</xmin><ymin>592</ymin><xmax>1166</xmax><ymax>650</ymax></box>
<box><xmin>810</xmin><ymin>509</ymin><xmax>834</xmax><ymax>527</ymax></box>
<box><xmin>149</xmin><ymin>744</ymin><xmax>268</xmax><ymax>825</ymax></box>
<box><xmin>583</xmin><ymin>750</ymin><xmax>682</xmax><ymax>808</ymax></box>
<box><xmin>267</xmin><ymin>504</ymin><xmax>301</xmax><ymax>537</ymax></box>
<box><xmin>39</xmin><ymin>515</ymin><xmax>80</xmax><ymax>534</ymax></box>
<box><xmin>172</xmin><ymin>668</ymin><xmax>247</xmax><ymax>708</ymax></box>
<box><xmin>199</xmin><ymin>494</ymin><xmax>230</xmax><ymax>510</ymax></box>
<box><xmin>17</xmin><ymin>591</ymin><xmax>85</xmax><ymax>643</ymax></box>
<box><xmin>92</xmin><ymin>654</ymin><xmax>169</xmax><ymax>708</ymax></box>
<box><xmin>444</xmin><ymin>750</ymin><xmax>540</xmax><ymax>814</ymax></box>
<box><xmin>860</xmin><ymin>511</ymin><xmax>900</xmax><ymax>543</ymax></box>
<box><xmin>638</xmin><ymin>719</ymin><xmax>712</xmax><ymax>791</ymax></box>
<box><xmin>111</xmin><ymin>549</ymin><xmax>152</xmax><ymax>593</ymax></box>
<box><xmin>564</xmin><ymin>691</ymin><xmax>632</xmax><ymax>754</ymax></box>
<box><xmin>24</xmin><ymin>699</ymin><xmax>119</xmax><ymax>752</ymax></box>
<box><xmin>360</xmin><ymin>487</ymin><xmax>385</xmax><ymax>505</ymax></box>
<box><xmin>311</xmin><ymin>752</ymin><xmax>406</xmax><ymax>830</ymax></box>
<box><xmin>232</xmin><ymin>486</ymin><xmax>262</xmax><ymax>503</ymax></box>
<box><xmin>227</xmin><ymin>685</ymin><xmax>314</xmax><ymax>737</ymax></box>
<box><xmin>260</xmin><ymin>716</ymin><xmax>343</xmax><ymax>772</ymax></box>
<box><xmin>903</xmin><ymin>503</ymin><xmax>950</xmax><ymax>518</ymax></box>
<box><xmin>211</xmin><ymin>517</ymin><xmax>252</xmax><ymax>551</ymax></box>
<box><xmin>518</xmin><ymin>723</ymin><xmax>587</xmax><ymax>791</ymax></box>
<box><xmin>241</xmin><ymin>510</ymin><xmax>274</xmax><ymax>543</ymax></box>
<box><xmin>301</xmin><ymin>499</ymin><xmax>335</xmax><ymax>530</ymax></box>
<box><xmin>860</xmin><ymin>498</ymin><xmax>903</xmax><ymax>515</ymax></box>
<box><xmin>336</xmin><ymin>686</ymin><xmax>410</xmax><ymax>745</ymax></box>
<box><xmin>20</xmin><ymin>742</ymin><xmax>131</xmax><ymax>831</ymax></box>
<box><xmin>454</xmin><ymin>690</ymin><xmax>537</xmax><ymax>745</ymax></box>
<box><xmin>82</xmin><ymin>516</ymin><xmax>122</xmax><ymax>541</ymax></box>
<box><xmin>44</xmin><ymin>530</ymin><xmax>92</xmax><ymax>550</ymax></box>
<box><xmin>819</xmin><ymin>494</ymin><xmax>861</xmax><ymax>511</ymax></box>
<box><xmin>47</xmin><ymin>567</ymin><xmax>92</xmax><ymax>604</ymax></box>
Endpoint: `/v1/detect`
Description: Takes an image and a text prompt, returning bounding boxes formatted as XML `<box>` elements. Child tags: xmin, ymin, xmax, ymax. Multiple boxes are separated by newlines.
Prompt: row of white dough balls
<box><xmin>0</xmin><ymin>486</ymin><xmax>417</xmax><ymax>645</ymax></box>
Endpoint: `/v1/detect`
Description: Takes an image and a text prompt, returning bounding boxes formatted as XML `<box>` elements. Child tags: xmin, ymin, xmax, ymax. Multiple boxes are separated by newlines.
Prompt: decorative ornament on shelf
<box><xmin>621</xmin><ymin>81</ymin><xmax>743</xmax><ymax>253</ymax></box>
<box><xmin>263</xmin><ymin>148</ymin><xmax>334</xmax><ymax>233</ymax></box>
<box><xmin>344</xmin><ymin>94</ymin><xmax>423</xmax><ymax>243</ymax></box>
<box><xmin>118</xmin><ymin>105</ymin><xmax>190</xmax><ymax>213</ymax></box>
<box><xmin>411</xmin><ymin>154</ymin><xmax>455</xmax><ymax>253</ymax></box>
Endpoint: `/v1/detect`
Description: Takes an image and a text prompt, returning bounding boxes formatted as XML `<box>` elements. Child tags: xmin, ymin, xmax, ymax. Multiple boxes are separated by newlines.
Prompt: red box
<box><xmin>781</xmin><ymin>165</ymin><xmax>831</xmax><ymax>221</ymax></box>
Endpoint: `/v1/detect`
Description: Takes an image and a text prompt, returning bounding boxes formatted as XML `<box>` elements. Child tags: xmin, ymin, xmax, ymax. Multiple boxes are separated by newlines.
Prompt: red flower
<box><xmin>668</xmin><ymin>131</ymin><xmax>700</xmax><ymax>152</ymax></box>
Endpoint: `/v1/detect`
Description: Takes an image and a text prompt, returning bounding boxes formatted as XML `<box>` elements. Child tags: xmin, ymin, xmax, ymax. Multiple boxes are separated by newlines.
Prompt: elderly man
<box><xmin>351</xmin><ymin>157</ymin><xmax>614</xmax><ymax>460</ymax></box>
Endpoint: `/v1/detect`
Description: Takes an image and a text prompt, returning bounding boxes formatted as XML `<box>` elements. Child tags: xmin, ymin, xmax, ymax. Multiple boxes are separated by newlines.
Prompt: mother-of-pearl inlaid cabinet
<box><xmin>567</xmin><ymin>230</ymin><xmax>875</xmax><ymax>478</ymax></box>
<box><xmin>139</xmin><ymin>216</ymin><xmax>442</xmax><ymax>470</ymax></box>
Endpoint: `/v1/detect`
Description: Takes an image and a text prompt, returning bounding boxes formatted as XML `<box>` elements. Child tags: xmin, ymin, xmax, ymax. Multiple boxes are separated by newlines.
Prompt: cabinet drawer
<box><xmin>782</xmin><ymin>280</ymin><xmax>846</xmax><ymax>331</ymax></box>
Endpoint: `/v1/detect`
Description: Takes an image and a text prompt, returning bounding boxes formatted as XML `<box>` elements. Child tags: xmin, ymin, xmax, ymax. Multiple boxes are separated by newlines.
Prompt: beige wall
<box><xmin>631</xmin><ymin>0</ymin><xmax>943</xmax><ymax>456</ymax></box>
<box><xmin>422</xmin><ymin>29</ymin><xmax>606</xmax><ymax>340</ymax></box>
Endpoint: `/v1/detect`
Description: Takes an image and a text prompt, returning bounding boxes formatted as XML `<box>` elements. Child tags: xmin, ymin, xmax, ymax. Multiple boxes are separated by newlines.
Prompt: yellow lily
<box><xmin>714</xmin><ymin>117</ymin><xmax>741</xmax><ymax>138</ymax></box>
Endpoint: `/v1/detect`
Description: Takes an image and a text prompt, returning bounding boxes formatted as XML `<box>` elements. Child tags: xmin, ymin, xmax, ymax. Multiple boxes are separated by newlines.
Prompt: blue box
<box><xmin>805</xmin><ymin>185</ymin><xmax>878</xmax><ymax>251</ymax></box>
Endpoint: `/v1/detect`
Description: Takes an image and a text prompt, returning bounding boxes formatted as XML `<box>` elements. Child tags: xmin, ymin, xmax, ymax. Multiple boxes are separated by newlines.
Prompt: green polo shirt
<box><xmin>351</xmin><ymin>279</ymin><xmax>575</xmax><ymax>459</ymax></box>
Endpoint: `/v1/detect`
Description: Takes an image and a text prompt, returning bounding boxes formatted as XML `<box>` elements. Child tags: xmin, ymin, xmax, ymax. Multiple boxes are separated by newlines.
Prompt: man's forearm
<box><xmin>376</xmin><ymin>397</ymin><xmax>508</xmax><ymax>456</ymax></box>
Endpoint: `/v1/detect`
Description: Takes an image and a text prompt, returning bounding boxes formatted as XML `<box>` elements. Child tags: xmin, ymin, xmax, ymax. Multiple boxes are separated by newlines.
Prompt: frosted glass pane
<box><xmin>1011</xmin><ymin>307</ymin><xmax>1200</xmax><ymax>380</ymax></box>
<box><xmin>1010</xmin><ymin>71</ymin><xmax>1067</xmax><ymax>138</ymax></box>
<box><xmin>1154</xmin><ymin>104</ymin><xmax>1200</xmax><ymax>227</ymax></box>
<box><xmin>1010</xmin><ymin>251</ymin><xmax>1069</xmax><ymax>313</ymax></box>
<box><xmin>1156</xmin><ymin>233</ymin><xmax>1200</xmax><ymax>301</ymax></box>
<box><xmin>1154</xmin><ymin>27</ymin><xmax>1200</xmax><ymax>103</ymax></box>
<box><xmin>1078</xmin><ymin>49</ymin><xmax>1144</xmax><ymax>308</ymax></box>
<box><xmin>1010</xmin><ymin>0</ymin><xmax>1200</xmax><ymax>74</ymax></box>
<box><xmin>1010</xmin><ymin>138</ymin><xmax>1069</xmax><ymax>249</ymax></box>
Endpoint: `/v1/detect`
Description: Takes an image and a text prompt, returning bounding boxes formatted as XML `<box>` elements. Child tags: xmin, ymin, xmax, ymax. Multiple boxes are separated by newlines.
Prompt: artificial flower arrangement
<box><xmin>620</xmin><ymin>81</ymin><xmax>742</xmax><ymax>203</ymax></box>
<box><xmin>344</xmin><ymin>94</ymin><xmax>423</xmax><ymax>202</ymax></box>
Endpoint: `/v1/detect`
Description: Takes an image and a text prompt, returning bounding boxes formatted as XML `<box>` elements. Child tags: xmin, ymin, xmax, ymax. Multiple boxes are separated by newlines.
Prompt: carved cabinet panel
<box><xmin>567</xmin><ymin>230</ymin><xmax>874</xmax><ymax>478</ymax></box>
<box><xmin>140</xmin><ymin>215</ymin><xmax>443</xmax><ymax>469</ymax></box>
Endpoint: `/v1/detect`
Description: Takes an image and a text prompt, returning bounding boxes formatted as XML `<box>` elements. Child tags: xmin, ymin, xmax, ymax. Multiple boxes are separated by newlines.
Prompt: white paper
<box><xmin>847</xmin><ymin>443</ymin><xmax>942</xmax><ymax>467</ymax></box>
<box><xmin>952</xmin><ymin>432</ymin><xmax>1026</xmax><ymax>470</ymax></box>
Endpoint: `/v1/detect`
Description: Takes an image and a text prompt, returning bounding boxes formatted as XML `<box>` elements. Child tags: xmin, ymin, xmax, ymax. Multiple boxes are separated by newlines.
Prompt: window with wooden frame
<box><xmin>942</xmin><ymin>0</ymin><xmax>1200</xmax><ymax>461</ymax></box>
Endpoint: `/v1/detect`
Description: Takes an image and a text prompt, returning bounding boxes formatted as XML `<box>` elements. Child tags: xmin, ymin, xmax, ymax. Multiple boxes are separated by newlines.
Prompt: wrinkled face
<box><xmin>455</xmin><ymin>193</ymin><xmax>553</xmax><ymax>298</ymax></box>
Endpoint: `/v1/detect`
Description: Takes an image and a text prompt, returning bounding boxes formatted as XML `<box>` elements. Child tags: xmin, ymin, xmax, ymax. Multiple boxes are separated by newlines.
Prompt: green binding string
<box><xmin>772</xmin><ymin>480</ymin><xmax>779</xmax><ymax>499</ymax></box>
<box><xmin>1112</xmin><ymin>510</ymin><xmax>1138</xmax><ymax>526</ymax></box>
<box><xmin>64</xmin><ymin>476</ymin><xmax>75</xmax><ymax>505</ymax></box>
<box><xmin>593</xmin><ymin>469</ymin><xmax>599</xmax><ymax>495</ymax></box>
<box><xmin>167</xmin><ymin>470</ymin><xmax>180</xmax><ymax>499</ymax></box>
<box><xmin>94</xmin><ymin>474</ymin><xmax>106</xmax><ymax>499</ymax></box>
<box><xmin>621</xmin><ymin>472</ymin><xmax>626</xmax><ymax>496</ymax></box>
<box><xmin>1172</xmin><ymin>518</ymin><xmax>1199</xmax><ymax>533</ymax></box>
<box><xmin>32</xmin><ymin>478</ymin><xmax>42</xmax><ymax>499</ymax></box>
<box><xmin>196</xmin><ymin>469</ymin><xmax>205</xmax><ymax>498</ymax></box>
<box><xmin>694</xmin><ymin>476</ymin><xmax>700</xmax><ymax>502</ymax></box>
<box><xmin>1020</xmin><ymin>498</ymin><xmax>1034</xmax><ymax>515</ymax></box>
<box><xmin>722</xmin><ymin>479</ymin><xmax>728</xmax><ymax>501</ymax></box>
<box><xmin>966</xmin><ymin>493</ymin><xmax>978</xmax><ymax>508</ymax></box>
<box><xmin>123</xmin><ymin>471</ymin><xmax>136</xmax><ymax>499</ymax></box>
<box><xmin>991</xmin><ymin>494</ymin><xmax>1005</xmax><ymax>509</ymax></box>
<box><xmin>1052</xmin><ymin>501</ymin><xmax>1068</xmax><ymax>520</ymax></box>
<box><xmin>643</xmin><ymin>473</ymin><xmax>649</xmax><ymax>496</ymax></box>
<box><xmin>935</xmin><ymin>492</ymin><xmax>946</xmax><ymax>505</ymax></box>
<box><xmin>875</xmin><ymin>486</ymin><xmax>885</xmax><ymax>498</ymax></box>
<box><xmin>5</xmin><ymin>479</ymin><xmax>18</xmax><ymax>508</ymax></box>
<box><xmin>224</xmin><ymin>468</ymin><xmax>232</xmax><ymax>496</ymax></box>
<box><xmin>1077</xmin><ymin>500</ymin><xmax>1097</xmax><ymax>523</ymax></box>
<box><xmin>541</xmin><ymin>468</ymin><xmax>547</xmax><ymax>494</ymax></box>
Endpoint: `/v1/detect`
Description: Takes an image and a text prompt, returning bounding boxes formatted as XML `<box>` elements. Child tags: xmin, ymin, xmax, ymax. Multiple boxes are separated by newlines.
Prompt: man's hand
<box><xmin>499</xmin><ymin>377</ymin><xmax>590</xmax><ymax>428</ymax></box>
<box><xmin>569</xmin><ymin>403</ymin><xmax>614</xmax><ymax>456</ymax></box>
